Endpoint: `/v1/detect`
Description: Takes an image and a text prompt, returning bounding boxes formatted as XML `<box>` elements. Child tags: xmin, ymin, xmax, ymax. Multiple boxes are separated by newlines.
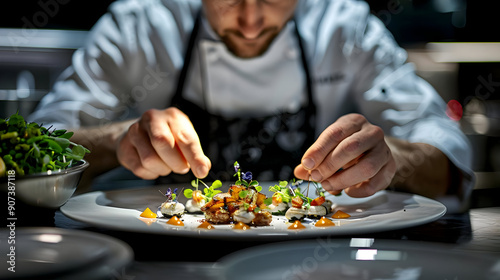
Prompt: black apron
<box><xmin>167</xmin><ymin>13</ymin><xmax>316</xmax><ymax>183</ymax></box>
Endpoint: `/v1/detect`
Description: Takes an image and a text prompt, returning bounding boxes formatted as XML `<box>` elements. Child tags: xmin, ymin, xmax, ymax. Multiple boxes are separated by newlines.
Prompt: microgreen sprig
<box><xmin>183</xmin><ymin>179</ymin><xmax>222</xmax><ymax>200</ymax></box>
<box><xmin>265</xmin><ymin>180</ymin><xmax>293</xmax><ymax>206</ymax></box>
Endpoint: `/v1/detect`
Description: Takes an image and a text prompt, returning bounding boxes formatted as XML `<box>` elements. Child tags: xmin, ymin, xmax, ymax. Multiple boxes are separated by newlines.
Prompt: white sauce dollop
<box><xmin>233</xmin><ymin>208</ymin><xmax>255</xmax><ymax>224</ymax></box>
<box><xmin>285</xmin><ymin>207</ymin><xmax>306</xmax><ymax>221</ymax></box>
<box><xmin>268</xmin><ymin>202</ymin><xmax>288</xmax><ymax>214</ymax></box>
<box><xmin>160</xmin><ymin>201</ymin><xmax>185</xmax><ymax>217</ymax></box>
<box><xmin>186</xmin><ymin>199</ymin><xmax>206</xmax><ymax>213</ymax></box>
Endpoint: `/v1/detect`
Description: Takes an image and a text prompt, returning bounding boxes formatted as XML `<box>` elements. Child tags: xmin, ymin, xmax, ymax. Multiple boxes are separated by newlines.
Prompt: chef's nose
<box><xmin>238</xmin><ymin>0</ymin><xmax>264</xmax><ymax>39</ymax></box>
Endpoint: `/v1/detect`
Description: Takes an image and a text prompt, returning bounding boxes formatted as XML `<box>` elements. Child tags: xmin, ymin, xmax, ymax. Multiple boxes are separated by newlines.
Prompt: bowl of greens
<box><xmin>1</xmin><ymin>113</ymin><xmax>90</xmax><ymax>208</ymax></box>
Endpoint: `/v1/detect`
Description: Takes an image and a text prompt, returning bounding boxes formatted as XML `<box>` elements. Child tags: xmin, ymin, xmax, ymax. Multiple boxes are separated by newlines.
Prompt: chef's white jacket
<box><xmin>29</xmin><ymin>0</ymin><xmax>475</xmax><ymax>212</ymax></box>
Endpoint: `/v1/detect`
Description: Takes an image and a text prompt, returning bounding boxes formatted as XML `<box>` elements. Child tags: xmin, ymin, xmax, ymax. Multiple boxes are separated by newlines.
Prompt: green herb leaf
<box><xmin>70</xmin><ymin>145</ymin><xmax>86</xmax><ymax>161</ymax></box>
<box><xmin>0</xmin><ymin>113</ymin><xmax>90</xmax><ymax>176</ymax></box>
<box><xmin>184</xmin><ymin>189</ymin><xmax>193</xmax><ymax>199</ymax></box>
<box><xmin>191</xmin><ymin>179</ymin><xmax>199</xmax><ymax>189</ymax></box>
<box><xmin>59</xmin><ymin>132</ymin><xmax>74</xmax><ymax>139</ymax></box>
<box><xmin>264</xmin><ymin>197</ymin><xmax>273</xmax><ymax>206</ymax></box>
<box><xmin>239</xmin><ymin>190</ymin><xmax>248</xmax><ymax>199</ymax></box>
<box><xmin>211</xmin><ymin>180</ymin><xmax>222</xmax><ymax>189</ymax></box>
<box><xmin>50</xmin><ymin>137</ymin><xmax>71</xmax><ymax>149</ymax></box>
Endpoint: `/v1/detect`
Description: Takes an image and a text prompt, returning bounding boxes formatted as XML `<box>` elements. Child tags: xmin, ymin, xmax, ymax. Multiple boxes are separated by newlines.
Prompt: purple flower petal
<box><xmin>242</xmin><ymin>171</ymin><xmax>252</xmax><ymax>181</ymax></box>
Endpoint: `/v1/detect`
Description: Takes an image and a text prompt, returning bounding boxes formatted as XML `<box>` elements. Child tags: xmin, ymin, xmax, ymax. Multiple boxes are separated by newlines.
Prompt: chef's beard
<box><xmin>220</xmin><ymin>27</ymin><xmax>280</xmax><ymax>58</ymax></box>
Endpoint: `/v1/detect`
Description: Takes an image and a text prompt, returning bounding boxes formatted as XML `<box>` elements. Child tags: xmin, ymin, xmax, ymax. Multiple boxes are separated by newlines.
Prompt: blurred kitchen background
<box><xmin>0</xmin><ymin>0</ymin><xmax>498</xmax><ymax>206</ymax></box>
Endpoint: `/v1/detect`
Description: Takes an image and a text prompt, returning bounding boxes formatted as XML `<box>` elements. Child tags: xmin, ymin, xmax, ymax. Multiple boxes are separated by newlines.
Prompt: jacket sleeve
<box><xmin>28</xmin><ymin>0</ymin><xmax>197</xmax><ymax>128</ymax></box>
<box><xmin>304</xmin><ymin>0</ymin><xmax>475</xmax><ymax>212</ymax></box>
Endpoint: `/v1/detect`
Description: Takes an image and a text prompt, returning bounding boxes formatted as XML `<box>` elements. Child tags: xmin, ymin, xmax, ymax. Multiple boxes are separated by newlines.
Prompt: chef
<box><xmin>29</xmin><ymin>0</ymin><xmax>474</xmax><ymax>212</ymax></box>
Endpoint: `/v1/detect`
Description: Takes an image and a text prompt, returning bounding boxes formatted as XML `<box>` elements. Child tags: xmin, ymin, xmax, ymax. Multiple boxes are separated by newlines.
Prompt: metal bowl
<box><xmin>1</xmin><ymin>160</ymin><xmax>89</xmax><ymax>208</ymax></box>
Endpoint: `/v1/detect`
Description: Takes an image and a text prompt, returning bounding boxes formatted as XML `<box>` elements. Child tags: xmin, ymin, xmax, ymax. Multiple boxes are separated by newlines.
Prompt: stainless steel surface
<box><xmin>0</xmin><ymin>28</ymin><xmax>87</xmax><ymax>118</ymax></box>
<box><xmin>0</xmin><ymin>28</ymin><xmax>88</xmax><ymax>50</ymax></box>
<box><xmin>0</xmin><ymin>89</ymin><xmax>47</xmax><ymax>119</ymax></box>
<box><xmin>1</xmin><ymin>160</ymin><xmax>89</xmax><ymax>208</ymax></box>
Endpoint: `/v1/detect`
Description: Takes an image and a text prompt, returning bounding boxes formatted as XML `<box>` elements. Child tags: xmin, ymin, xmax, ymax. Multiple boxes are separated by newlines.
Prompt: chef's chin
<box><xmin>221</xmin><ymin>33</ymin><xmax>277</xmax><ymax>59</ymax></box>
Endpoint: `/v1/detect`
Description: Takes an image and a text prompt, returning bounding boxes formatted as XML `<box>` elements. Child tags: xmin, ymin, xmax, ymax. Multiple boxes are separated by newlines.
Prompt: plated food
<box><xmin>140</xmin><ymin>162</ymin><xmax>350</xmax><ymax>231</ymax></box>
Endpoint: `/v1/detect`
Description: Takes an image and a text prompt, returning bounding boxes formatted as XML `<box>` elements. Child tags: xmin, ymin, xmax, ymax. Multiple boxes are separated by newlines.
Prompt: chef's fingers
<box><xmin>293</xmin><ymin>164</ymin><xmax>310</xmax><ymax>181</ymax></box>
<box><xmin>140</xmin><ymin>108</ymin><xmax>191</xmax><ymax>175</ymax></box>
<box><xmin>319</xmin><ymin>139</ymin><xmax>391</xmax><ymax>194</ymax></box>
<box><xmin>299</xmin><ymin>113</ymin><xmax>367</xmax><ymax>173</ymax></box>
<box><xmin>343</xmin><ymin>153</ymin><xmax>396</xmax><ymax>198</ymax></box>
<box><xmin>127</xmin><ymin>120</ymin><xmax>173</xmax><ymax>176</ymax></box>
<box><xmin>293</xmin><ymin>152</ymin><xmax>364</xmax><ymax>183</ymax></box>
<box><xmin>164</xmin><ymin>108</ymin><xmax>211</xmax><ymax>179</ymax></box>
<box><xmin>117</xmin><ymin>129</ymin><xmax>168</xmax><ymax>179</ymax></box>
<box><xmin>311</xmin><ymin>123</ymin><xmax>384</xmax><ymax>182</ymax></box>
<box><xmin>294</xmin><ymin>151</ymin><xmax>365</xmax><ymax>181</ymax></box>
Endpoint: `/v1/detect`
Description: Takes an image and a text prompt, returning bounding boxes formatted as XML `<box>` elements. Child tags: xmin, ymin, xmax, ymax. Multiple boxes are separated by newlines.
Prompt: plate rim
<box><xmin>60</xmin><ymin>184</ymin><xmax>447</xmax><ymax>240</ymax></box>
<box><xmin>0</xmin><ymin>227</ymin><xmax>134</xmax><ymax>279</ymax></box>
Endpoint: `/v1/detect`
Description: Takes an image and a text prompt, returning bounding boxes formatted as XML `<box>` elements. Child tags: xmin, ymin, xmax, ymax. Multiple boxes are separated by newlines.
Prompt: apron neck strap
<box><xmin>172</xmin><ymin>11</ymin><xmax>202</xmax><ymax>106</ymax></box>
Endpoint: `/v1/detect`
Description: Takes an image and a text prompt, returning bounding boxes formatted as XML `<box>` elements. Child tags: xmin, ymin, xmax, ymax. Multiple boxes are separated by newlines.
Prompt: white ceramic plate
<box><xmin>218</xmin><ymin>238</ymin><xmax>500</xmax><ymax>280</ymax></box>
<box><xmin>0</xmin><ymin>227</ymin><xmax>133</xmax><ymax>279</ymax></box>
<box><xmin>60</xmin><ymin>182</ymin><xmax>446</xmax><ymax>240</ymax></box>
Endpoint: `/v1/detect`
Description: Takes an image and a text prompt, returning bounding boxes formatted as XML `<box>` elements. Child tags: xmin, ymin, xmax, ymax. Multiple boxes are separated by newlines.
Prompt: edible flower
<box><xmin>159</xmin><ymin>188</ymin><xmax>177</xmax><ymax>201</ymax></box>
<box><xmin>242</xmin><ymin>171</ymin><xmax>252</xmax><ymax>181</ymax></box>
<box><xmin>233</xmin><ymin>161</ymin><xmax>260</xmax><ymax>190</ymax></box>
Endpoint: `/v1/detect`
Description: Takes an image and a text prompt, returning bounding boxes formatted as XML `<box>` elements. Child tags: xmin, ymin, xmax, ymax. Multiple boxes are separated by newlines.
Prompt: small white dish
<box><xmin>218</xmin><ymin>239</ymin><xmax>500</xmax><ymax>280</ymax></box>
<box><xmin>0</xmin><ymin>227</ymin><xmax>133</xmax><ymax>279</ymax></box>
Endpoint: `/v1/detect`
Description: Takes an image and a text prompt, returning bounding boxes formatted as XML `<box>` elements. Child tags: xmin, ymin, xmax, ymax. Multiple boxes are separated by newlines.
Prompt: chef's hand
<box><xmin>294</xmin><ymin>114</ymin><xmax>396</xmax><ymax>197</ymax></box>
<box><xmin>117</xmin><ymin>108</ymin><xmax>211</xmax><ymax>180</ymax></box>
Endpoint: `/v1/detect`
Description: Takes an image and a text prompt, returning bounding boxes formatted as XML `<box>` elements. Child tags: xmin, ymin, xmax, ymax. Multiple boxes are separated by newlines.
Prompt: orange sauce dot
<box><xmin>288</xmin><ymin>220</ymin><xmax>306</xmax><ymax>230</ymax></box>
<box><xmin>166</xmin><ymin>216</ymin><xmax>184</xmax><ymax>226</ymax></box>
<box><xmin>233</xmin><ymin>222</ymin><xmax>250</xmax><ymax>230</ymax></box>
<box><xmin>140</xmin><ymin>207</ymin><xmax>157</xmax><ymax>218</ymax></box>
<box><xmin>315</xmin><ymin>217</ymin><xmax>335</xmax><ymax>227</ymax></box>
<box><xmin>332</xmin><ymin>210</ymin><xmax>351</xmax><ymax>219</ymax></box>
<box><xmin>198</xmin><ymin>221</ymin><xmax>215</xmax><ymax>230</ymax></box>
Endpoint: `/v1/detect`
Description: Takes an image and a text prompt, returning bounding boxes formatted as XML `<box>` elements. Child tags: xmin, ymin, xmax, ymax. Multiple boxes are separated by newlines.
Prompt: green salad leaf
<box><xmin>0</xmin><ymin>113</ymin><xmax>90</xmax><ymax>177</ymax></box>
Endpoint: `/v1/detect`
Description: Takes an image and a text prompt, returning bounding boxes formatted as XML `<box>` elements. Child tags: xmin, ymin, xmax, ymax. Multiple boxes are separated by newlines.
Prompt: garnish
<box><xmin>233</xmin><ymin>161</ymin><xmax>262</xmax><ymax>191</ymax></box>
<box><xmin>315</xmin><ymin>217</ymin><xmax>335</xmax><ymax>227</ymax></box>
<box><xmin>159</xmin><ymin>188</ymin><xmax>178</xmax><ymax>201</ymax></box>
<box><xmin>166</xmin><ymin>216</ymin><xmax>184</xmax><ymax>226</ymax></box>
<box><xmin>184</xmin><ymin>179</ymin><xmax>222</xmax><ymax>200</ymax></box>
<box><xmin>184</xmin><ymin>179</ymin><xmax>222</xmax><ymax>199</ymax></box>
<box><xmin>287</xmin><ymin>179</ymin><xmax>327</xmax><ymax>209</ymax></box>
<box><xmin>233</xmin><ymin>222</ymin><xmax>250</xmax><ymax>230</ymax></box>
<box><xmin>310</xmin><ymin>196</ymin><xmax>326</xmax><ymax>206</ymax></box>
<box><xmin>200</xmin><ymin>162</ymin><xmax>271</xmax><ymax>226</ymax></box>
<box><xmin>265</xmin><ymin>180</ymin><xmax>292</xmax><ymax>206</ymax></box>
<box><xmin>197</xmin><ymin>221</ymin><xmax>215</xmax><ymax>230</ymax></box>
<box><xmin>140</xmin><ymin>207</ymin><xmax>157</xmax><ymax>218</ymax></box>
<box><xmin>288</xmin><ymin>220</ymin><xmax>306</xmax><ymax>230</ymax></box>
<box><xmin>332</xmin><ymin>210</ymin><xmax>351</xmax><ymax>219</ymax></box>
<box><xmin>291</xmin><ymin>196</ymin><xmax>304</xmax><ymax>208</ymax></box>
<box><xmin>241</xmin><ymin>202</ymin><xmax>261</xmax><ymax>213</ymax></box>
